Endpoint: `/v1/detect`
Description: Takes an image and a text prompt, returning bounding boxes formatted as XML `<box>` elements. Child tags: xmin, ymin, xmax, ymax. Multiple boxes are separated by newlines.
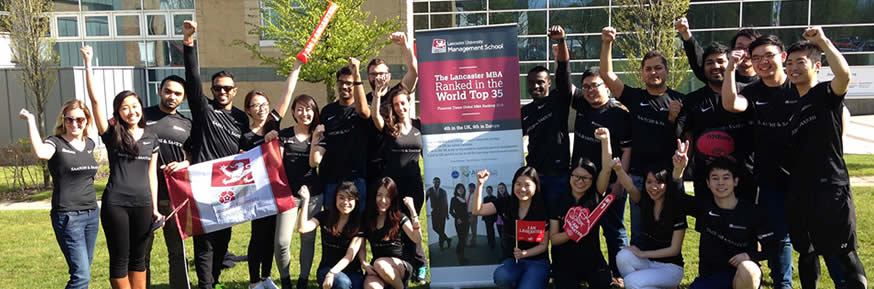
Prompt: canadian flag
<box><xmin>166</xmin><ymin>140</ymin><xmax>295</xmax><ymax>238</ymax></box>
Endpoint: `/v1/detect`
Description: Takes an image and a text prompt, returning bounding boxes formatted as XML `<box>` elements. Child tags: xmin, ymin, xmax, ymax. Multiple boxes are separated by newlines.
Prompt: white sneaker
<box><xmin>261</xmin><ymin>277</ymin><xmax>280</xmax><ymax>289</ymax></box>
<box><xmin>249</xmin><ymin>281</ymin><xmax>264</xmax><ymax>289</ymax></box>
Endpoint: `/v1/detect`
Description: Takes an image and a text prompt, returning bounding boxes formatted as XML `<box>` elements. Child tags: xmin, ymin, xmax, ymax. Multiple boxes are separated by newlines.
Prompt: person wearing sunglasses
<box><xmin>182</xmin><ymin>20</ymin><xmax>251</xmax><ymax>289</ymax></box>
<box><xmin>19</xmin><ymin>101</ymin><xmax>99</xmax><ymax>289</ymax></box>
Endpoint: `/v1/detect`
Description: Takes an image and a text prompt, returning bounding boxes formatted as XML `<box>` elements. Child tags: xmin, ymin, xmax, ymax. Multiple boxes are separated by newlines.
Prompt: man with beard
<box><xmin>599</xmin><ymin>26</ymin><xmax>685</xmax><ymax>248</ymax></box>
<box><xmin>182</xmin><ymin>20</ymin><xmax>250</xmax><ymax>289</ymax></box>
<box><xmin>784</xmin><ymin>27</ymin><xmax>868</xmax><ymax>289</ymax></box>
<box><xmin>675</xmin><ymin>17</ymin><xmax>760</xmax><ymax>86</ymax></box>
<box><xmin>142</xmin><ymin>75</ymin><xmax>192</xmax><ymax>289</ymax></box>
<box><xmin>570</xmin><ymin>67</ymin><xmax>631</xmax><ymax>284</ymax></box>
<box><xmin>521</xmin><ymin>25</ymin><xmax>572</xmax><ymax>207</ymax></box>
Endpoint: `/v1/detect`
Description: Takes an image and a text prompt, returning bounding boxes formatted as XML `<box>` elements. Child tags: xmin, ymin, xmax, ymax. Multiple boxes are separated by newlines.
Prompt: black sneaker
<box><xmin>295</xmin><ymin>277</ymin><xmax>307</xmax><ymax>289</ymax></box>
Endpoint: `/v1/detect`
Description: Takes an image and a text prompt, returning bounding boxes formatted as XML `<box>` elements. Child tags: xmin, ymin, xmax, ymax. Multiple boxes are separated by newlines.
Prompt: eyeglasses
<box><xmin>248</xmin><ymin>103</ymin><xmax>269</xmax><ymax>110</ymax></box>
<box><xmin>750</xmin><ymin>52</ymin><xmax>778</xmax><ymax>63</ymax></box>
<box><xmin>64</xmin><ymin>116</ymin><xmax>87</xmax><ymax>125</ymax></box>
<box><xmin>368</xmin><ymin>72</ymin><xmax>390</xmax><ymax>77</ymax></box>
<box><xmin>337</xmin><ymin>80</ymin><xmax>354</xmax><ymax>87</ymax></box>
<box><xmin>571</xmin><ymin>174</ymin><xmax>593</xmax><ymax>182</ymax></box>
<box><xmin>212</xmin><ymin>85</ymin><xmax>235</xmax><ymax>92</ymax></box>
<box><xmin>582</xmin><ymin>83</ymin><xmax>604</xmax><ymax>91</ymax></box>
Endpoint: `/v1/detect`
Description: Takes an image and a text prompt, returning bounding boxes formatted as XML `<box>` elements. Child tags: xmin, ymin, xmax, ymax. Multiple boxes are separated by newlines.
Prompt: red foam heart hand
<box><xmin>562</xmin><ymin>194</ymin><xmax>616</xmax><ymax>243</ymax></box>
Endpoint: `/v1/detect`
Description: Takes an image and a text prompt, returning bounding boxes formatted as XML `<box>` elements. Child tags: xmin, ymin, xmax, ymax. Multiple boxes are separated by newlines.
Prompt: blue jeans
<box><xmin>51</xmin><ymin>208</ymin><xmax>100</xmax><ymax>289</ymax></box>
<box><xmin>629</xmin><ymin>175</ymin><xmax>645</xmax><ymax>248</ymax></box>
<box><xmin>539</xmin><ymin>174</ymin><xmax>567</xmax><ymax>209</ymax></box>
<box><xmin>316</xmin><ymin>267</ymin><xmax>364</xmax><ymax>289</ymax></box>
<box><xmin>599</xmin><ymin>185</ymin><xmax>629</xmax><ymax>277</ymax></box>
<box><xmin>758</xmin><ymin>186</ymin><xmax>794</xmax><ymax>289</ymax></box>
<box><xmin>324</xmin><ymin>178</ymin><xmax>367</xmax><ymax>213</ymax></box>
<box><xmin>493</xmin><ymin>258</ymin><xmax>550</xmax><ymax>289</ymax></box>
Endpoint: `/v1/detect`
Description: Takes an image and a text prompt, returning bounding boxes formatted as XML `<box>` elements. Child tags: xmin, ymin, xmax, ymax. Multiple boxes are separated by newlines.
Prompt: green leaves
<box><xmin>611</xmin><ymin>0</ymin><xmax>690</xmax><ymax>89</ymax></box>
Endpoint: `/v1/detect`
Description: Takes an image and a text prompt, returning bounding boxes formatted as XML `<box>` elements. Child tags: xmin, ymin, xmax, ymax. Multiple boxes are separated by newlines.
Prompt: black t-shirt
<box><xmin>365</xmin><ymin>85</ymin><xmax>400</xmax><ymax>179</ymax></box>
<box><xmin>364</xmin><ymin>215</ymin><xmax>410</xmax><ymax>259</ymax></box>
<box><xmin>493</xmin><ymin>195</ymin><xmax>549</xmax><ymax>260</ymax></box>
<box><xmin>550</xmin><ymin>190</ymin><xmax>604</xmax><ymax>263</ymax></box>
<box><xmin>571</xmin><ymin>99</ymin><xmax>631</xmax><ymax>170</ymax></box>
<box><xmin>144</xmin><ymin>106</ymin><xmax>192</xmax><ymax>200</ymax></box>
<box><xmin>382</xmin><ymin>119</ymin><xmax>422</xmax><ymax>177</ymax></box>
<box><xmin>319</xmin><ymin>102</ymin><xmax>371</xmax><ymax>183</ymax></box>
<box><xmin>635</xmin><ymin>179</ymin><xmax>687</xmax><ymax>266</ymax></box>
<box><xmin>45</xmin><ymin>136</ymin><xmax>99</xmax><ymax>212</ymax></box>
<box><xmin>100</xmin><ymin>126</ymin><xmax>160</xmax><ymax>207</ymax></box>
<box><xmin>278</xmin><ymin>127</ymin><xmax>322</xmax><ymax>197</ymax></box>
<box><xmin>183</xmin><ymin>44</ymin><xmax>250</xmax><ymax>164</ymax></box>
<box><xmin>239</xmin><ymin>109</ymin><xmax>281</xmax><ymax>152</ymax></box>
<box><xmin>521</xmin><ymin>61</ymin><xmax>572</xmax><ymax>176</ymax></box>
<box><xmin>682</xmin><ymin>195</ymin><xmax>774</xmax><ymax>276</ymax></box>
<box><xmin>314</xmin><ymin>211</ymin><xmax>364</xmax><ymax>273</ymax></box>
<box><xmin>618</xmin><ymin>85</ymin><xmax>685</xmax><ymax>173</ymax></box>
<box><xmin>789</xmin><ymin>81</ymin><xmax>849</xmax><ymax>186</ymax></box>
<box><xmin>738</xmin><ymin>79</ymin><xmax>798</xmax><ymax>189</ymax></box>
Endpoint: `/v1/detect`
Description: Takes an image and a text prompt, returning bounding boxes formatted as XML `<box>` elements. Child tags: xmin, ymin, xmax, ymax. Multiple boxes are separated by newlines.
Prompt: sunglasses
<box><xmin>64</xmin><ymin>116</ymin><xmax>87</xmax><ymax>125</ymax></box>
<box><xmin>212</xmin><ymin>85</ymin><xmax>235</xmax><ymax>92</ymax></box>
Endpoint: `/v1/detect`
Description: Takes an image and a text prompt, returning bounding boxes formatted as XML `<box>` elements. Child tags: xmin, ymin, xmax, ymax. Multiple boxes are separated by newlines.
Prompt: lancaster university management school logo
<box><xmin>432</xmin><ymin>39</ymin><xmax>446</xmax><ymax>53</ymax></box>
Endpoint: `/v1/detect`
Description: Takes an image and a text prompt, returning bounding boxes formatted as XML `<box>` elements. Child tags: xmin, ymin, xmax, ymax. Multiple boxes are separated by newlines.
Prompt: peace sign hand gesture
<box><xmin>673</xmin><ymin>139</ymin><xmax>690</xmax><ymax>170</ymax></box>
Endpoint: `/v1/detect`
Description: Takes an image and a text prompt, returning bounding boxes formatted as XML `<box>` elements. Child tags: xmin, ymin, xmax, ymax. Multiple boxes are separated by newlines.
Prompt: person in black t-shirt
<box><xmin>521</xmin><ymin>25</ymin><xmax>572</xmax><ymax>207</ymax></box>
<box><xmin>600</xmin><ymin>26</ymin><xmax>686</xmax><ymax>250</ymax></box>
<box><xmin>141</xmin><ymin>75</ymin><xmax>192</xmax><ymax>289</ymax></box>
<box><xmin>571</xmin><ymin>67</ymin><xmax>631</xmax><ymax>282</ymax></box>
<box><xmin>182</xmin><ymin>21</ymin><xmax>250</xmax><ymax>289</ymax></box>
<box><xmin>549</xmin><ymin>157</ymin><xmax>615</xmax><ymax>289</ymax></box>
<box><xmin>450</xmin><ymin>183</ymin><xmax>471</xmax><ymax>265</ymax></box>
<box><xmin>297</xmin><ymin>183</ymin><xmax>366</xmax><ymax>289</ymax></box>
<box><xmin>20</xmin><ymin>101</ymin><xmax>99</xmax><ymax>289</ymax></box>
<box><xmin>361</xmin><ymin>177</ymin><xmax>423</xmax><ymax>289</ymax></box>
<box><xmin>316</xmin><ymin>58</ymin><xmax>372</xmax><ymax>214</ymax></box>
<box><xmin>675</xmin><ymin>17</ymin><xmax>761</xmax><ymax>86</ymax></box>
<box><xmin>472</xmin><ymin>168</ymin><xmax>551</xmax><ymax>289</ymax></box>
<box><xmin>83</xmin><ymin>45</ymin><xmax>162</xmax><ymax>289</ymax></box>
<box><xmin>722</xmin><ymin>35</ymin><xmax>796</xmax><ymax>289</ymax></box>
<box><xmin>784</xmin><ymin>28</ymin><xmax>868</xmax><ymax>289</ymax></box>
<box><xmin>599</xmin><ymin>128</ymin><xmax>687</xmax><ymax>289</ymax></box>
<box><xmin>277</xmin><ymin>93</ymin><xmax>324</xmax><ymax>289</ymax></box>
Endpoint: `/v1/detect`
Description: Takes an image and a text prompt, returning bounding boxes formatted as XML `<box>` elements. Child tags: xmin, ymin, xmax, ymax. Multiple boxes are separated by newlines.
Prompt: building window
<box><xmin>147</xmin><ymin>14</ymin><xmax>167</xmax><ymax>36</ymax></box>
<box><xmin>116</xmin><ymin>14</ymin><xmax>141</xmax><ymax>36</ymax></box>
<box><xmin>84</xmin><ymin>15</ymin><xmax>110</xmax><ymax>37</ymax></box>
<box><xmin>56</xmin><ymin>16</ymin><xmax>80</xmax><ymax>38</ymax></box>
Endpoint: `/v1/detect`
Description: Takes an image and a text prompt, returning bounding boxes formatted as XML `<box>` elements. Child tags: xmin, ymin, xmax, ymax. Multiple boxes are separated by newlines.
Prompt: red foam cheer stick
<box><xmin>296</xmin><ymin>1</ymin><xmax>340</xmax><ymax>64</ymax></box>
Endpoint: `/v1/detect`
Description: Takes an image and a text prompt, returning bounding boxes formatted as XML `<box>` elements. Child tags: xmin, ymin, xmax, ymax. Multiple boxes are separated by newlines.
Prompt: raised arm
<box><xmin>276</xmin><ymin>60</ymin><xmax>303</xmax><ymax>118</ymax></box>
<box><xmin>182</xmin><ymin>21</ymin><xmax>208</xmax><ymax>115</ymax></box>
<box><xmin>675</xmin><ymin>17</ymin><xmax>708</xmax><ymax>83</ymax></box>
<box><xmin>296</xmin><ymin>186</ymin><xmax>319</xmax><ymax>234</ymax></box>
<box><xmin>309</xmin><ymin>124</ymin><xmax>326</xmax><ymax>168</ymax></box>
<box><xmin>370</xmin><ymin>90</ymin><xmax>386</xmax><ymax>131</ymax></box>
<box><xmin>803</xmin><ymin>27</ymin><xmax>851</xmax><ymax>96</ymax></box>
<box><xmin>401</xmin><ymin>197</ymin><xmax>423</xmax><ymax>244</ymax></box>
<box><xmin>594</xmin><ymin>128</ymin><xmax>613</xmax><ymax>194</ymax></box>
<box><xmin>81</xmin><ymin>46</ymin><xmax>108</xmax><ymax>135</ymax></box>
<box><xmin>349</xmin><ymin>58</ymin><xmax>370</xmax><ymax>119</ymax></box>
<box><xmin>600</xmin><ymin>27</ymin><xmax>625</xmax><ymax>98</ymax></box>
<box><xmin>549</xmin><ymin>25</ymin><xmax>573</xmax><ymax>112</ymax></box>
<box><xmin>722</xmin><ymin>49</ymin><xmax>750</xmax><ymax>112</ymax></box>
<box><xmin>392</xmin><ymin>32</ymin><xmax>418</xmax><ymax>91</ymax></box>
<box><xmin>18</xmin><ymin>109</ymin><xmax>55</xmax><ymax>160</ymax></box>
<box><xmin>471</xmin><ymin>170</ymin><xmax>497</xmax><ymax>216</ymax></box>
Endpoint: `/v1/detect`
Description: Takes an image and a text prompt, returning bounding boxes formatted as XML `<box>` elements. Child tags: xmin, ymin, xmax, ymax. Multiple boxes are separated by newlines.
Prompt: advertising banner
<box><xmin>416</xmin><ymin>24</ymin><xmax>524</xmax><ymax>288</ymax></box>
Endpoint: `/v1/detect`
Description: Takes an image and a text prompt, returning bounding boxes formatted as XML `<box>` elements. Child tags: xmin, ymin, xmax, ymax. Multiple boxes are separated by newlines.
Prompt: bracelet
<box><xmin>353</xmin><ymin>81</ymin><xmax>363</xmax><ymax>86</ymax></box>
<box><xmin>183</xmin><ymin>39</ymin><xmax>194</xmax><ymax>46</ymax></box>
<box><xmin>412</xmin><ymin>225</ymin><xmax>420</xmax><ymax>230</ymax></box>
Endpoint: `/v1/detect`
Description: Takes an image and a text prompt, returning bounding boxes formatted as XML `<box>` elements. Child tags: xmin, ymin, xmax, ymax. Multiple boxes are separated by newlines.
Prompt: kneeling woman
<box><xmin>297</xmin><ymin>182</ymin><xmax>365</xmax><ymax>289</ymax></box>
<box><xmin>549</xmin><ymin>157</ymin><xmax>615</xmax><ymax>289</ymax></box>
<box><xmin>599</xmin><ymin>128</ymin><xmax>687</xmax><ymax>289</ymax></box>
<box><xmin>83</xmin><ymin>45</ymin><xmax>162</xmax><ymax>289</ymax></box>
<box><xmin>362</xmin><ymin>177</ymin><xmax>423</xmax><ymax>289</ymax></box>
<box><xmin>472</xmin><ymin>167</ymin><xmax>550</xmax><ymax>289</ymax></box>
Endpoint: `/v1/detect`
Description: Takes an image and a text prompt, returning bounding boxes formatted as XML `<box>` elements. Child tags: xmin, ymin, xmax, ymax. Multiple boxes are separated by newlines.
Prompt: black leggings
<box><xmin>799</xmin><ymin>250</ymin><xmax>868</xmax><ymax>289</ymax></box>
<box><xmin>248</xmin><ymin>215</ymin><xmax>276</xmax><ymax>283</ymax></box>
<box><xmin>101</xmin><ymin>205</ymin><xmax>153</xmax><ymax>278</ymax></box>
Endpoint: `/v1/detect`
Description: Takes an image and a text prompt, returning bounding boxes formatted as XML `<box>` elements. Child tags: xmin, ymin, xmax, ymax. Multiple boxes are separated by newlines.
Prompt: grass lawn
<box><xmin>846</xmin><ymin>154</ymin><xmax>874</xmax><ymax>177</ymax></box>
<box><xmin>3</xmin><ymin>187</ymin><xmax>873</xmax><ymax>288</ymax></box>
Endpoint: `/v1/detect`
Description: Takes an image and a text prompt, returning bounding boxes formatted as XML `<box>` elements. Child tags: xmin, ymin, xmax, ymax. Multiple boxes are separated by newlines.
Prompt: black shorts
<box><xmin>786</xmin><ymin>184</ymin><xmax>858</xmax><ymax>255</ymax></box>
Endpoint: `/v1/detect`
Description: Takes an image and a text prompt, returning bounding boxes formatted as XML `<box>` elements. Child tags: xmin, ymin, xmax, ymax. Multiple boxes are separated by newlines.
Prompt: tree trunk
<box><xmin>325</xmin><ymin>82</ymin><xmax>336</xmax><ymax>103</ymax></box>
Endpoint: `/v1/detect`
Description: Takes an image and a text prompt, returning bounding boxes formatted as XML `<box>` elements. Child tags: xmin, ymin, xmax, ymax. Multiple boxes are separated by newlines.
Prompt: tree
<box><xmin>236</xmin><ymin>0</ymin><xmax>401</xmax><ymax>101</ymax></box>
<box><xmin>610</xmin><ymin>0</ymin><xmax>690</xmax><ymax>88</ymax></box>
<box><xmin>1</xmin><ymin>0</ymin><xmax>58</xmax><ymax>188</ymax></box>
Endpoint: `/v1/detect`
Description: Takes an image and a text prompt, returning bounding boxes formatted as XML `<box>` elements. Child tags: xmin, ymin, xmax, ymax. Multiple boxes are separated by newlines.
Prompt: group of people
<box><xmin>21</xmin><ymin>14</ymin><xmax>867</xmax><ymax>289</ymax></box>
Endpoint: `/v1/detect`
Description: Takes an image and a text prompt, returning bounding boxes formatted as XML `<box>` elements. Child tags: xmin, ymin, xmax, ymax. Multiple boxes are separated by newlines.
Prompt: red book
<box><xmin>516</xmin><ymin>220</ymin><xmax>546</xmax><ymax>242</ymax></box>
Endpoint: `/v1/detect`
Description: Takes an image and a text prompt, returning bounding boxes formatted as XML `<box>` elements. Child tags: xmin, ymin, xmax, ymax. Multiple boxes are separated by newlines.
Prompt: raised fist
<box><xmin>602</xmin><ymin>27</ymin><xmax>617</xmax><ymax>43</ymax></box>
<box><xmin>182</xmin><ymin>20</ymin><xmax>197</xmax><ymax>39</ymax></box>
<box><xmin>673</xmin><ymin>17</ymin><xmax>689</xmax><ymax>34</ymax></box>
<box><xmin>390</xmin><ymin>32</ymin><xmax>407</xmax><ymax>46</ymax></box>
<box><xmin>547</xmin><ymin>25</ymin><xmax>566</xmax><ymax>40</ymax></box>
<box><xmin>80</xmin><ymin>46</ymin><xmax>93</xmax><ymax>64</ymax></box>
<box><xmin>298</xmin><ymin>185</ymin><xmax>311</xmax><ymax>200</ymax></box>
<box><xmin>349</xmin><ymin>57</ymin><xmax>360</xmax><ymax>68</ymax></box>
<box><xmin>476</xmin><ymin>170</ymin><xmax>490</xmax><ymax>185</ymax></box>
<box><xmin>802</xmin><ymin>26</ymin><xmax>827</xmax><ymax>45</ymax></box>
<box><xmin>403</xmin><ymin>196</ymin><xmax>415</xmax><ymax>210</ymax></box>
<box><xmin>610</xmin><ymin>157</ymin><xmax>623</xmax><ymax>171</ymax></box>
<box><xmin>594</xmin><ymin>127</ymin><xmax>610</xmax><ymax>141</ymax></box>
<box><xmin>18</xmin><ymin>108</ymin><xmax>33</xmax><ymax>121</ymax></box>
<box><xmin>727</xmin><ymin>49</ymin><xmax>745</xmax><ymax>70</ymax></box>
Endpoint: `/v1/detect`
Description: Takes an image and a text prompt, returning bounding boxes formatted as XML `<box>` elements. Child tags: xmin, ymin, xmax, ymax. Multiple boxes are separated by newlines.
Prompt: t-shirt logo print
<box><xmin>211</xmin><ymin>159</ymin><xmax>255</xmax><ymax>187</ymax></box>
<box><xmin>218</xmin><ymin>191</ymin><xmax>236</xmax><ymax>204</ymax></box>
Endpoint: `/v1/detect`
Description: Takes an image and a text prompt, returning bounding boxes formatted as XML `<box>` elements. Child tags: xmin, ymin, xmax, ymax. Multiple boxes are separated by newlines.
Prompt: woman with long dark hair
<box><xmin>83</xmin><ymin>45</ymin><xmax>161</xmax><ymax>289</ymax></box>
<box><xmin>472</xmin><ymin>167</ymin><xmax>551</xmax><ymax>289</ymax></box>
<box><xmin>361</xmin><ymin>177</ymin><xmax>423</xmax><ymax>289</ymax></box>
<box><xmin>297</xmin><ymin>182</ymin><xmax>365</xmax><ymax>289</ymax></box>
<box><xmin>369</xmin><ymin>84</ymin><xmax>428</xmax><ymax>281</ymax></box>
<box><xmin>548</xmin><ymin>156</ymin><xmax>615</xmax><ymax>288</ymax></box>
<box><xmin>239</xmin><ymin>60</ymin><xmax>302</xmax><ymax>289</ymax></box>
<box><xmin>19</xmin><ymin>100</ymin><xmax>98</xmax><ymax>289</ymax></box>
<box><xmin>449</xmin><ymin>183</ymin><xmax>470</xmax><ymax>265</ymax></box>
<box><xmin>598</xmin><ymin>128</ymin><xmax>687</xmax><ymax>289</ymax></box>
